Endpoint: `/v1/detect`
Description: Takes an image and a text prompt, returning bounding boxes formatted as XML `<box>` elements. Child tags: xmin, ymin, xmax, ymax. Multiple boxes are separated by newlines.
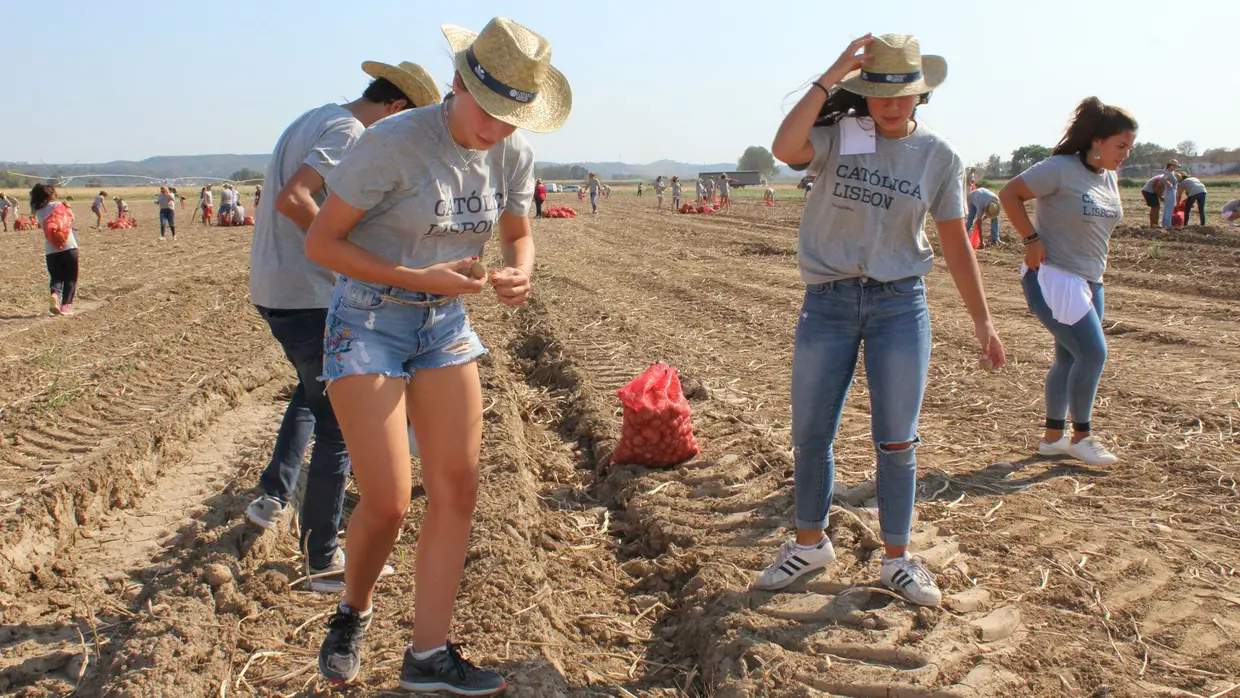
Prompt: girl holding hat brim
<box><xmin>304</xmin><ymin>17</ymin><xmax>568</xmax><ymax>694</ymax></box>
<box><xmin>967</xmin><ymin>187</ymin><xmax>1002</xmax><ymax>247</ymax></box>
<box><xmin>761</xmin><ymin>34</ymin><xmax>1006</xmax><ymax>606</ymax></box>
<box><xmin>999</xmin><ymin>97</ymin><xmax>1136</xmax><ymax>467</ymax></box>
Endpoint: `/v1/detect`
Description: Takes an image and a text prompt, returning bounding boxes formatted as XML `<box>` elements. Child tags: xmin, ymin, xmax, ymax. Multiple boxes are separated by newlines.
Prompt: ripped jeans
<box><xmin>791</xmin><ymin>276</ymin><xmax>931</xmax><ymax>546</ymax></box>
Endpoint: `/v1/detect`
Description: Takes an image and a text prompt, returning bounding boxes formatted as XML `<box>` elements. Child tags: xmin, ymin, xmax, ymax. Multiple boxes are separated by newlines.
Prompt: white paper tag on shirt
<box><xmin>840</xmin><ymin>116</ymin><xmax>877</xmax><ymax>156</ymax></box>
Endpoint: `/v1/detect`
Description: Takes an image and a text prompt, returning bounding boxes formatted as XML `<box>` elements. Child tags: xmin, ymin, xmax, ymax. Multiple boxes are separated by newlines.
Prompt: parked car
<box><xmin>563</xmin><ymin>184</ymin><xmax>580</xmax><ymax>192</ymax></box>
<box><xmin>546</xmin><ymin>183</ymin><xmax>561</xmax><ymax>193</ymax></box>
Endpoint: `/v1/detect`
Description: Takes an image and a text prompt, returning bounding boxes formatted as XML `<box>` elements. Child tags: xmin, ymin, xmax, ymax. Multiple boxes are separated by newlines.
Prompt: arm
<box><xmin>305</xmin><ymin>193</ymin><xmax>485</xmax><ymax>296</ymax></box>
<box><xmin>274</xmin><ymin>164</ymin><xmax>326</xmax><ymax>230</ymax></box>
<box><xmin>938</xmin><ymin>218</ymin><xmax>1006</xmax><ymax>369</ymax></box>
<box><xmin>490</xmin><ymin>211</ymin><xmax>534</xmax><ymax>307</ymax></box>
<box><xmin>999</xmin><ymin>176</ymin><xmax>1045</xmax><ymax>270</ymax></box>
<box><xmin>772</xmin><ymin>34</ymin><xmax>872</xmax><ymax>166</ymax></box>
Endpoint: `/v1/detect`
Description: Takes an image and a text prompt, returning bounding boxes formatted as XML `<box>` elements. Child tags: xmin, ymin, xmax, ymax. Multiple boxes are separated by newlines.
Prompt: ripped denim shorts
<box><xmin>320</xmin><ymin>277</ymin><xmax>487</xmax><ymax>386</ymax></box>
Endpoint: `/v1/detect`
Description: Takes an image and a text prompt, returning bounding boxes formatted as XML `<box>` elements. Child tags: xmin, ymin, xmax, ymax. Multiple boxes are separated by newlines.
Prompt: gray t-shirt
<box><xmin>37</xmin><ymin>202</ymin><xmax>79</xmax><ymax>255</ymax></box>
<box><xmin>1180</xmin><ymin>177</ymin><xmax>1206</xmax><ymax>197</ymax></box>
<box><xmin>969</xmin><ymin>187</ymin><xmax>999</xmax><ymax>210</ymax></box>
<box><xmin>672</xmin><ymin>181</ymin><xmax>682</xmax><ymax>197</ymax></box>
<box><xmin>588</xmin><ymin>178</ymin><xmax>601</xmax><ymax>195</ymax></box>
<box><xmin>157</xmin><ymin>193</ymin><xmax>176</xmax><ymax>210</ymax></box>
<box><xmin>327</xmin><ymin>104</ymin><xmax>534</xmax><ymax>273</ymax></box>
<box><xmin>797</xmin><ymin>120</ymin><xmax>966</xmax><ymax>284</ymax></box>
<box><xmin>1019</xmin><ymin>154</ymin><xmax>1122</xmax><ymax>283</ymax></box>
<box><xmin>249</xmin><ymin>103</ymin><xmax>364</xmax><ymax>309</ymax></box>
<box><xmin>1141</xmin><ymin>175</ymin><xmax>1161</xmax><ymax>194</ymax></box>
<box><xmin>719</xmin><ymin>178</ymin><xmax>730</xmax><ymax>196</ymax></box>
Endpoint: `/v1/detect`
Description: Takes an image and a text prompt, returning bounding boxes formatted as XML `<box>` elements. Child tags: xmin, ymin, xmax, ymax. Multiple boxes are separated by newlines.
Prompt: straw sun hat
<box><xmin>984</xmin><ymin>200</ymin><xmax>1001</xmax><ymax>218</ymax></box>
<box><xmin>442</xmin><ymin>17</ymin><xmax>571</xmax><ymax>133</ymax></box>
<box><xmin>361</xmin><ymin>60</ymin><xmax>442</xmax><ymax>109</ymax></box>
<box><xmin>839</xmin><ymin>34</ymin><xmax>946</xmax><ymax>99</ymax></box>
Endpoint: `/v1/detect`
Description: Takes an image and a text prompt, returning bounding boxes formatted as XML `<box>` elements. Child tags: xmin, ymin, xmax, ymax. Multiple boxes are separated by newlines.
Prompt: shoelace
<box><xmin>443</xmin><ymin>642</ymin><xmax>478</xmax><ymax>682</ymax></box>
<box><xmin>1078</xmin><ymin>437</ymin><xmax>1108</xmax><ymax>457</ymax></box>
<box><xmin>898</xmin><ymin>557</ymin><xmax>935</xmax><ymax>587</ymax></box>
<box><xmin>325</xmin><ymin>610</ymin><xmax>365</xmax><ymax>653</ymax></box>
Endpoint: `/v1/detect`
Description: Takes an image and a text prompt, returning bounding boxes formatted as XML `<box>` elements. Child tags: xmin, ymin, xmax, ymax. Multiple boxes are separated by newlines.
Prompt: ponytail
<box><xmin>1053</xmin><ymin>97</ymin><xmax>1138</xmax><ymax>163</ymax></box>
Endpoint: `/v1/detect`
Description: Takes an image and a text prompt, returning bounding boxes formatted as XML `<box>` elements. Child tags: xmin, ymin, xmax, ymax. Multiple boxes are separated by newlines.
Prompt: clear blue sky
<box><xmin>3</xmin><ymin>0</ymin><xmax>1234</xmax><ymax>168</ymax></box>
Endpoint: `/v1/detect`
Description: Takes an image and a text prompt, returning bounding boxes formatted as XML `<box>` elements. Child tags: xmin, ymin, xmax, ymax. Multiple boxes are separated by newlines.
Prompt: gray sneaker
<box><xmin>246</xmin><ymin>494</ymin><xmax>287</xmax><ymax>530</ymax></box>
<box><xmin>307</xmin><ymin>548</ymin><xmax>396</xmax><ymax>594</ymax></box>
<box><xmin>398</xmin><ymin>643</ymin><xmax>506</xmax><ymax>695</ymax></box>
<box><xmin>318</xmin><ymin>603</ymin><xmax>371</xmax><ymax>685</ymax></box>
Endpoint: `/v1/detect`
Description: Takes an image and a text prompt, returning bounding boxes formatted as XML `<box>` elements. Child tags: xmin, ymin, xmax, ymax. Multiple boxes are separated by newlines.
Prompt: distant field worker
<box><xmin>587</xmin><ymin>172</ymin><xmax>602</xmax><ymax>214</ymax></box>
<box><xmin>91</xmin><ymin>190</ymin><xmax>108</xmax><ymax>229</ymax></box>
<box><xmin>695</xmin><ymin>177</ymin><xmax>704</xmax><ymax>203</ymax></box>
<box><xmin>1223</xmin><ymin>198</ymin><xmax>1240</xmax><ymax>227</ymax></box>
<box><xmin>200</xmin><ymin>185</ymin><xmax>214</xmax><ymax>225</ymax></box>
<box><xmin>1177</xmin><ymin>172</ymin><xmax>1207</xmax><ymax>226</ymax></box>
<box><xmin>254</xmin><ymin>185</ymin><xmax>262</xmax><ymax>208</ymax></box>
<box><xmin>534</xmin><ymin>178</ymin><xmax>547</xmax><ymax>217</ymax></box>
<box><xmin>637</xmin><ymin>182</ymin><xmax>644</xmax><ymax>197</ymax></box>
<box><xmin>1140</xmin><ymin>173</ymin><xmax>1163</xmax><ymax>227</ymax></box>
<box><xmin>764</xmin><ymin>187</ymin><xmax>776</xmax><ymax>205</ymax></box>
<box><xmin>671</xmin><ymin>176</ymin><xmax>682</xmax><ymax>210</ymax></box>
<box><xmin>967</xmin><ymin>187</ymin><xmax>1002</xmax><ymax>247</ymax></box>
<box><xmin>114</xmin><ymin>197</ymin><xmax>129</xmax><ymax>220</ymax></box>
<box><xmin>30</xmin><ymin>183</ymin><xmax>80</xmax><ymax>316</ymax></box>
<box><xmin>718</xmin><ymin>174</ymin><xmax>731</xmax><ymax>211</ymax></box>
<box><xmin>1160</xmin><ymin>160</ymin><xmax>1180</xmax><ymax>228</ymax></box>
<box><xmin>655</xmin><ymin>175</ymin><xmax>666</xmax><ymax>213</ymax></box>
<box><xmin>1000</xmin><ymin>96</ymin><xmax>1135</xmax><ymax>468</ymax></box>
<box><xmin>157</xmin><ymin>186</ymin><xmax>177</xmax><ymax>240</ymax></box>
<box><xmin>0</xmin><ymin>192</ymin><xmax>11</xmax><ymax>231</ymax></box>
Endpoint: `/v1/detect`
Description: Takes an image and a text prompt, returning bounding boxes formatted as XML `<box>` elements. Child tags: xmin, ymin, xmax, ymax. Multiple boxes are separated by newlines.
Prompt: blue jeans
<box><xmin>966</xmin><ymin>203</ymin><xmax>1000</xmax><ymax>243</ymax></box>
<box><xmin>1162</xmin><ymin>199</ymin><xmax>1176</xmax><ymax>227</ymax></box>
<box><xmin>791</xmin><ymin>276</ymin><xmax>930</xmax><ymax>546</ymax></box>
<box><xmin>1021</xmin><ymin>272</ymin><xmax>1106</xmax><ymax>431</ymax></box>
<box><xmin>1183</xmin><ymin>193</ymin><xmax>1206</xmax><ymax>226</ymax></box>
<box><xmin>159</xmin><ymin>208</ymin><xmax>175</xmax><ymax>237</ymax></box>
<box><xmin>590</xmin><ymin>191</ymin><xmax>598</xmax><ymax>212</ymax></box>
<box><xmin>255</xmin><ymin>306</ymin><xmax>350</xmax><ymax>569</ymax></box>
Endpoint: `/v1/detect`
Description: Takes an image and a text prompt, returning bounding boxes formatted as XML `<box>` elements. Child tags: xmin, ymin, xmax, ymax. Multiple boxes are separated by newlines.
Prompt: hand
<box><xmin>974</xmin><ymin>318</ymin><xmax>1006</xmax><ymax>371</ymax></box>
<box><xmin>1023</xmin><ymin>239</ymin><xmax>1045</xmax><ymax>270</ymax></box>
<box><xmin>820</xmin><ymin>34</ymin><xmax>874</xmax><ymax>87</ymax></box>
<box><xmin>406</xmin><ymin>258</ymin><xmax>487</xmax><ymax>297</ymax></box>
<box><xmin>489</xmin><ymin>267</ymin><xmax>531</xmax><ymax>307</ymax></box>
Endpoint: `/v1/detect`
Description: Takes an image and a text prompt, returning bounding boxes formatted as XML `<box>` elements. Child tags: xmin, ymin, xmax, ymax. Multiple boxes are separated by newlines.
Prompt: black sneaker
<box><xmin>398</xmin><ymin>643</ymin><xmax>506</xmax><ymax>695</ymax></box>
<box><xmin>318</xmin><ymin>604</ymin><xmax>371</xmax><ymax>684</ymax></box>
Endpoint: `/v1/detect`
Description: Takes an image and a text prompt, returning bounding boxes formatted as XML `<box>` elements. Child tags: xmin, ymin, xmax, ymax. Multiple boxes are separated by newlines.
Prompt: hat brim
<box><xmin>362</xmin><ymin>61</ymin><xmax>442</xmax><ymax>110</ymax></box>
<box><xmin>839</xmin><ymin>55</ymin><xmax>947</xmax><ymax>98</ymax></box>
<box><xmin>442</xmin><ymin>24</ymin><xmax>572</xmax><ymax>134</ymax></box>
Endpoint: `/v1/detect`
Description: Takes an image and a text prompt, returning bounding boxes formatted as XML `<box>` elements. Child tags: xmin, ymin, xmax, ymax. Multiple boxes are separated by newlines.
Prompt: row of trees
<box><xmin>974</xmin><ymin>141</ymin><xmax>1240</xmax><ymax>179</ymax></box>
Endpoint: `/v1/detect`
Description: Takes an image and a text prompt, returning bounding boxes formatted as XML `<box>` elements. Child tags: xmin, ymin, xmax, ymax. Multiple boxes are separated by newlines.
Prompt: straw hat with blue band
<box><xmin>361</xmin><ymin>60</ymin><xmax>441</xmax><ymax>110</ymax></box>
<box><xmin>442</xmin><ymin>17</ymin><xmax>572</xmax><ymax>133</ymax></box>
<box><xmin>838</xmin><ymin>34</ymin><xmax>946</xmax><ymax>99</ymax></box>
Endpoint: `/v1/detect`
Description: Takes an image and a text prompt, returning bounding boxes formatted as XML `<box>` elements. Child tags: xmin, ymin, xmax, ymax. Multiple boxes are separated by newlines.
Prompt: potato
<box><xmin>469</xmin><ymin>261</ymin><xmax>487</xmax><ymax>280</ymax></box>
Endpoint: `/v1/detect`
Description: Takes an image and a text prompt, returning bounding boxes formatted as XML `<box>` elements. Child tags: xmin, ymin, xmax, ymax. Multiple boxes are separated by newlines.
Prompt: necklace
<box><xmin>442</xmin><ymin>102</ymin><xmax>479</xmax><ymax>169</ymax></box>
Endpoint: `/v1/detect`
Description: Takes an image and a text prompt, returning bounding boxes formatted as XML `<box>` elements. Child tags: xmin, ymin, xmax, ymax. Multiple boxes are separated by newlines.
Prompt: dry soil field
<box><xmin>1</xmin><ymin>188</ymin><xmax>1238</xmax><ymax>697</ymax></box>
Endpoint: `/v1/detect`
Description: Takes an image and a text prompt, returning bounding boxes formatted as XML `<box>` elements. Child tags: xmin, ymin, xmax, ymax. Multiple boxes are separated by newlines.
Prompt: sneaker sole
<box><xmin>245</xmin><ymin>510</ymin><xmax>281</xmax><ymax>530</ymax></box>
<box><xmin>397</xmin><ymin>679</ymin><xmax>507</xmax><ymax>695</ymax></box>
<box><xmin>309</xmin><ymin>564</ymin><xmax>394</xmax><ymax>593</ymax></box>
<box><xmin>753</xmin><ymin>555</ymin><xmax>834</xmax><ymax>591</ymax></box>
<box><xmin>318</xmin><ymin>658</ymin><xmax>360</xmax><ymax>685</ymax></box>
<box><xmin>884</xmin><ymin>584</ymin><xmax>942</xmax><ymax>607</ymax></box>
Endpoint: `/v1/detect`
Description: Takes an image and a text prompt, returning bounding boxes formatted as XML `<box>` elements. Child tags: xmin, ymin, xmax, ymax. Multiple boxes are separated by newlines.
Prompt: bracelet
<box><xmin>811</xmin><ymin>82</ymin><xmax>830</xmax><ymax>97</ymax></box>
<box><xmin>1021</xmin><ymin>233</ymin><xmax>1040</xmax><ymax>246</ymax></box>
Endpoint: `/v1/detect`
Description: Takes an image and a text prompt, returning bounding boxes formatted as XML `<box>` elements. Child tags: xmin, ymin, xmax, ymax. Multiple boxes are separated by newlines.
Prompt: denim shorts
<box><xmin>320</xmin><ymin>277</ymin><xmax>487</xmax><ymax>385</ymax></box>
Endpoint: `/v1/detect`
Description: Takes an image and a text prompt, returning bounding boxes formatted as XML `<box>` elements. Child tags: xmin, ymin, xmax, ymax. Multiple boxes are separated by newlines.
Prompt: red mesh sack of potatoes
<box><xmin>611</xmin><ymin>363</ymin><xmax>701</xmax><ymax>468</ymax></box>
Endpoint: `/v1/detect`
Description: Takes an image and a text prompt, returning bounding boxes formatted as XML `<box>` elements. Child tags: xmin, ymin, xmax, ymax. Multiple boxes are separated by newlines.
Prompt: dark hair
<box><xmin>1052</xmin><ymin>97</ymin><xmax>1138</xmax><ymax>163</ymax></box>
<box><xmin>30</xmin><ymin>183</ymin><xmax>56</xmax><ymax>211</ymax></box>
<box><xmin>362</xmin><ymin>77</ymin><xmax>416</xmax><ymax>109</ymax></box>
<box><xmin>98</xmin><ymin>190</ymin><xmax>107</xmax><ymax>196</ymax></box>
<box><xmin>814</xmin><ymin>87</ymin><xmax>930</xmax><ymax>127</ymax></box>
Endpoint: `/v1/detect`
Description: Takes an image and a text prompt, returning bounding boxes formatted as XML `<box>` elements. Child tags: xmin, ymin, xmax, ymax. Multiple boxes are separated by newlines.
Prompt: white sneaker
<box><xmin>308</xmin><ymin>548</ymin><xmax>395</xmax><ymax>594</ymax></box>
<box><xmin>1069</xmin><ymin>436</ymin><xmax>1118</xmax><ymax>466</ymax></box>
<box><xmin>1038</xmin><ymin>436</ymin><xmax>1071</xmax><ymax>457</ymax></box>
<box><xmin>881</xmin><ymin>553</ymin><xmax>941</xmax><ymax>607</ymax></box>
<box><xmin>754</xmin><ymin>537</ymin><xmax>836</xmax><ymax>591</ymax></box>
<box><xmin>246</xmin><ymin>494</ymin><xmax>288</xmax><ymax>530</ymax></box>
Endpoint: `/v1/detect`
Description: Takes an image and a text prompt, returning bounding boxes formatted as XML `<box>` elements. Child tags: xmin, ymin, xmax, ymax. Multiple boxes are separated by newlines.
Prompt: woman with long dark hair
<box><xmin>304</xmin><ymin>17</ymin><xmax>569</xmax><ymax>694</ymax></box>
<box><xmin>999</xmin><ymin>97</ymin><xmax>1136</xmax><ymax>467</ymax></box>
<box><xmin>758</xmin><ymin>34</ymin><xmax>1005</xmax><ymax>606</ymax></box>
<box><xmin>30</xmin><ymin>183</ymin><xmax>80</xmax><ymax>316</ymax></box>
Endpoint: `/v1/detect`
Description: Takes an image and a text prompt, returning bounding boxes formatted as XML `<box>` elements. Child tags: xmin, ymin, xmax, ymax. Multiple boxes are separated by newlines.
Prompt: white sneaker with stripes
<box><xmin>881</xmin><ymin>553</ymin><xmax>941</xmax><ymax>606</ymax></box>
<box><xmin>754</xmin><ymin>537</ymin><xmax>836</xmax><ymax>591</ymax></box>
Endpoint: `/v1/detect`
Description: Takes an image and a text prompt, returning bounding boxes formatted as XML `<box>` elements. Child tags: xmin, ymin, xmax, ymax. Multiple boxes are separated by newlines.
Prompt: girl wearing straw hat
<box><xmin>305</xmin><ymin>17</ymin><xmax>569</xmax><ymax>694</ymax></box>
<box><xmin>761</xmin><ymin>34</ymin><xmax>1006</xmax><ymax>607</ymax></box>
<box><xmin>967</xmin><ymin>186</ymin><xmax>1002</xmax><ymax>247</ymax></box>
<box><xmin>1000</xmin><ymin>97</ymin><xmax>1137</xmax><ymax>468</ymax></box>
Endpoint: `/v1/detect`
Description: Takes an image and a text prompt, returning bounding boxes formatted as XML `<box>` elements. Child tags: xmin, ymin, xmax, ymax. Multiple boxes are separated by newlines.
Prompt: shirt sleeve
<box><xmin>931</xmin><ymin>150</ymin><xmax>967</xmax><ymax>222</ymax></box>
<box><xmin>504</xmin><ymin>137</ymin><xmax>535</xmax><ymax>217</ymax></box>
<box><xmin>305</xmin><ymin>117</ymin><xmax>364</xmax><ymax>181</ymax></box>
<box><xmin>807</xmin><ymin>124</ymin><xmax>835</xmax><ymax>175</ymax></box>
<box><xmin>1020</xmin><ymin>157</ymin><xmax>1063</xmax><ymax>198</ymax></box>
<box><xmin>326</xmin><ymin>126</ymin><xmax>406</xmax><ymax>212</ymax></box>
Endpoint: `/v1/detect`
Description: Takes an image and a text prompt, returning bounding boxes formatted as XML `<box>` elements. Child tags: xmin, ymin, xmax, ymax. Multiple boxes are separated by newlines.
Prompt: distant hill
<box><xmin>4</xmin><ymin>154</ymin><xmax>805</xmax><ymax>186</ymax></box>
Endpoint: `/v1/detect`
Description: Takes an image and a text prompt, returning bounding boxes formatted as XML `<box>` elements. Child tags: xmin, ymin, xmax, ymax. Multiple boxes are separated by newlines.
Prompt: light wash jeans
<box><xmin>791</xmin><ymin>276</ymin><xmax>930</xmax><ymax>546</ymax></box>
<box><xmin>1021</xmin><ymin>272</ymin><xmax>1107</xmax><ymax>431</ymax></box>
<box><xmin>966</xmin><ymin>202</ymin><xmax>1000</xmax><ymax>243</ymax></box>
<box><xmin>1162</xmin><ymin>197</ymin><xmax>1176</xmax><ymax>227</ymax></box>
